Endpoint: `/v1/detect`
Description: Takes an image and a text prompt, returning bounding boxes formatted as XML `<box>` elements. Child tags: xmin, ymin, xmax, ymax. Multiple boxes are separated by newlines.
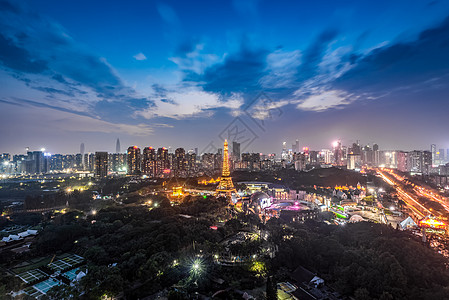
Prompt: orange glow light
<box><xmin>419</xmin><ymin>217</ymin><xmax>446</xmax><ymax>229</ymax></box>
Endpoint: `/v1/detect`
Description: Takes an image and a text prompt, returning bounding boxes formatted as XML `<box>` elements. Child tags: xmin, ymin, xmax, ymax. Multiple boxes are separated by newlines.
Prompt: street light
<box><xmin>190</xmin><ymin>259</ymin><xmax>202</xmax><ymax>276</ymax></box>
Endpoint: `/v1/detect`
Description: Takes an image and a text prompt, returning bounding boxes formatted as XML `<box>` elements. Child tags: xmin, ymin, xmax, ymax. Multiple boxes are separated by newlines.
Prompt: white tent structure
<box><xmin>400</xmin><ymin>216</ymin><xmax>417</xmax><ymax>230</ymax></box>
<box><xmin>349</xmin><ymin>214</ymin><xmax>364</xmax><ymax>223</ymax></box>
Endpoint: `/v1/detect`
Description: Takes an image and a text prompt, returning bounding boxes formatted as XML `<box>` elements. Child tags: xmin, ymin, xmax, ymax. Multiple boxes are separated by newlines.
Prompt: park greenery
<box><xmin>270</xmin><ymin>219</ymin><xmax>449</xmax><ymax>300</ymax></box>
<box><xmin>1</xmin><ymin>170</ymin><xmax>449</xmax><ymax>299</ymax></box>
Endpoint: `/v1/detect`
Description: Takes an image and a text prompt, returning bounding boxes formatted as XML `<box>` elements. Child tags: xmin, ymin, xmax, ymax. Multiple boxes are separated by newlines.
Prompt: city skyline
<box><xmin>1</xmin><ymin>138</ymin><xmax>446</xmax><ymax>156</ymax></box>
<box><xmin>1</xmin><ymin>0</ymin><xmax>449</xmax><ymax>154</ymax></box>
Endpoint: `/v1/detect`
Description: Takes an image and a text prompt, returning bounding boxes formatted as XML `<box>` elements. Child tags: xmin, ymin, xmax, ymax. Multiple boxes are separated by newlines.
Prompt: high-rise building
<box><xmin>116</xmin><ymin>138</ymin><xmax>121</xmax><ymax>153</ymax></box>
<box><xmin>397</xmin><ymin>151</ymin><xmax>410</xmax><ymax>173</ymax></box>
<box><xmin>347</xmin><ymin>154</ymin><xmax>362</xmax><ymax>170</ymax></box>
<box><xmin>438</xmin><ymin>148</ymin><xmax>445</xmax><ymax>165</ymax></box>
<box><xmin>186</xmin><ymin>151</ymin><xmax>197</xmax><ymax>175</ymax></box>
<box><xmin>350</xmin><ymin>142</ymin><xmax>361</xmax><ymax>155</ymax></box>
<box><xmin>94</xmin><ymin>152</ymin><xmax>108</xmax><ymax>177</ymax></box>
<box><xmin>201</xmin><ymin>153</ymin><xmax>215</xmax><ymax>173</ymax></box>
<box><xmin>333</xmin><ymin>141</ymin><xmax>344</xmax><ymax>166</ymax></box>
<box><xmin>127</xmin><ymin>146</ymin><xmax>141</xmax><ymax>175</ymax></box>
<box><xmin>83</xmin><ymin>153</ymin><xmax>95</xmax><ymax>171</ymax></box>
<box><xmin>157</xmin><ymin>147</ymin><xmax>169</xmax><ymax>175</ymax></box>
<box><xmin>241</xmin><ymin>153</ymin><xmax>260</xmax><ymax>170</ymax></box>
<box><xmin>409</xmin><ymin>150</ymin><xmax>431</xmax><ymax>175</ymax></box>
<box><xmin>379</xmin><ymin>151</ymin><xmax>397</xmax><ymax>168</ymax></box>
<box><xmin>110</xmin><ymin>153</ymin><xmax>127</xmax><ymax>172</ymax></box>
<box><xmin>80</xmin><ymin>143</ymin><xmax>85</xmax><ymax>169</ymax></box>
<box><xmin>142</xmin><ymin>147</ymin><xmax>156</xmax><ymax>176</ymax></box>
<box><xmin>214</xmin><ymin>152</ymin><xmax>223</xmax><ymax>171</ymax></box>
<box><xmin>292</xmin><ymin>139</ymin><xmax>300</xmax><ymax>153</ymax></box>
<box><xmin>0</xmin><ymin>153</ymin><xmax>11</xmax><ymax>173</ymax></box>
<box><xmin>25</xmin><ymin>151</ymin><xmax>49</xmax><ymax>174</ymax></box>
<box><xmin>281</xmin><ymin>142</ymin><xmax>287</xmax><ymax>160</ymax></box>
<box><xmin>431</xmin><ymin>144</ymin><xmax>437</xmax><ymax>166</ymax></box>
<box><xmin>232</xmin><ymin>141</ymin><xmax>241</xmax><ymax>161</ymax></box>
<box><xmin>75</xmin><ymin>153</ymin><xmax>83</xmax><ymax>170</ymax></box>
<box><xmin>293</xmin><ymin>152</ymin><xmax>307</xmax><ymax>171</ymax></box>
<box><xmin>50</xmin><ymin>154</ymin><xmax>63</xmax><ymax>171</ymax></box>
<box><xmin>321</xmin><ymin>149</ymin><xmax>333</xmax><ymax>164</ymax></box>
<box><xmin>174</xmin><ymin>148</ymin><xmax>187</xmax><ymax>176</ymax></box>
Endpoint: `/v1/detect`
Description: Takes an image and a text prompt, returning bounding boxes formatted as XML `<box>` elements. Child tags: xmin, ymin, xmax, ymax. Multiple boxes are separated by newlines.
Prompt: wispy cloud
<box><xmin>133</xmin><ymin>52</ymin><xmax>147</xmax><ymax>61</ymax></box>
<box><xmin>1</xmin><ymin>97</ymin><xmax>154</xmax><ymax>136</ymax></box>
<box><xmin>294</xmin><ymin>90</ymin><xmax>353</xmax><ymax>111</ymax></box>
<box><xmin>137</xmin><ymin>88</ymin><xmax>243</xmax><ymax>120</ymax></box>
<box><xmin>169</xmin><ymin>43</ymin><xmax>221</xmax><ymax>75</ymax></box>
<box><xmin>157</xmin><ymin>3</ymin><xmax>180</xmax><ymax>25</ymax></box>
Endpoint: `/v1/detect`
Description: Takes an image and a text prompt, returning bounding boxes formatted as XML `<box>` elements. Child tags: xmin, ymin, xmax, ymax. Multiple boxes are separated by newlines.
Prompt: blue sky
<box><xmin>1</xmin><ymin>0</ymin><xmax>449</xmax><ymax>154</ymax></box>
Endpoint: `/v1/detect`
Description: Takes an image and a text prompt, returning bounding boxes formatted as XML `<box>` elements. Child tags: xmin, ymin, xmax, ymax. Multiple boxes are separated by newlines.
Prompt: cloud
<box><xmin>261</xmin><ymin>49</ymin><xmax>302</xmax><ymax>89</ymax></box>
<box><xmin>249</xmin><ymin>99</ymin><xmax>289</xmax><ymax>120</ymax></box>
<box><xmin>0</xmin><ymin>0</ymin><xmax>154</xmax><ymax>124</ymax></box>
<box><xmin>6</xmin><ymin>97</ymin><xmax>94</xmax><ymax>118</ymax></box>
<box><xmin>294</xmin><ymin>90</ymin><xmax>353</xmax><ymax>111</ymax></box>
<box><xmin>137</xmin><ymin>89</ymin><xmax>243</xmax><ymax>119</ymax></box>
<box><xmin>333</xmin><ymin>15</ymin><xmax>449</xmax><ymax>97</ymax></box>
<box><xmin>187</xmin><ymin>45</ymin><xmax>268</xmax><ymax>95</ymax></box>
<box><xmin>296</xmin><ymin>29</ymin><xmax>339</xmax><ymax>83</ymax></box>
<box><xmin>0</xmin><ymin>33</ymin><xmax>48</xmax><ymax>73</ymax></box>
<box><xmin>133</xmin><ymin>52</ymin><xmax>147</xmax><ymax>61</ymax></box>
<box><xmin>0</xmin><ymin>98</ymin><xmax>153</xmax><ymax>136</ymax></box>
<box><xmin>170</xmin><ymin>43</ymin><xmax>221</xmax><ymax>75</ymax></box>
<box><xmin>157</xmin><ymin>3</ymin><xmax>179</xmax><ymax>25</ymax></box>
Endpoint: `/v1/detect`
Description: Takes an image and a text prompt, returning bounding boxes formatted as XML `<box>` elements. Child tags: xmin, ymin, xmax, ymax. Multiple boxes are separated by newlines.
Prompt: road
<box><xmin>377</xmin><ymin>169</ymin><xmax>427</xmax><ymax>219</ymax></box>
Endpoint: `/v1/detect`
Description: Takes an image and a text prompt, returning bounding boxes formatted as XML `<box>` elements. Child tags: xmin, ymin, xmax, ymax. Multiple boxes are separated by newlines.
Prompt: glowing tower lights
<box><xmin>215</xmin><ymin>139</ymin><xmax>237</xmax><ymax>199</ymax></box>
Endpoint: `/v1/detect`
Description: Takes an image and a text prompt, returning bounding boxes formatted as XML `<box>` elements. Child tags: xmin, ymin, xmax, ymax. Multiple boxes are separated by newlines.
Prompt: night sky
<box><xmin>1</xmin><ymin>0</ymin><xmax>449</xmax><ymax>155</ymax></box>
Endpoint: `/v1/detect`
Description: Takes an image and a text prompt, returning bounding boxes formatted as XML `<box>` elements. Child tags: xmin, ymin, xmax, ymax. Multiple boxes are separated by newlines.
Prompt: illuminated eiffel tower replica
<box><xmin>216</xmin><ymin>139</ymin><xmax>237</xmax><ymax>199</ymax></box>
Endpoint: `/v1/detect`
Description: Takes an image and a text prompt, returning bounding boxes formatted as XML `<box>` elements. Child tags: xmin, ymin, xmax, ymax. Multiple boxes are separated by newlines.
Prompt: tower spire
<box><xmin>116</xmin><ymin>138</ymin><xmax>121</xmax><ymax>153</ymax></box>
<box><xmin>216</xmin><ymin>139</ymin><xmax>237</xmax><ymax>199</ymax></box>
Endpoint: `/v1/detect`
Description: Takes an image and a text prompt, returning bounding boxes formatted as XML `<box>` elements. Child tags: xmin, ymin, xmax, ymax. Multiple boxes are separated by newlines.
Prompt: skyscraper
<box><xmin>174</xmin><ymin>148</ymin><xmax>186</xmax><ymax>176</ymax></box>
<box><xmin>80</xmin><ymin>143</ymin><xmax>85</xmax><ymax>169</ymax></box>
<box><xmin>186</xmin><ymin>151</ymin><xmax>197</xmax><ymax>175</ymax></box>
<box><xmin>431</xmin><ymin>144</ymin><xmax>437</xmax><ymax>166</ymax></box>
<box><xmin>232</xmin><ymin>141</ymin><xmax>241</xmax><ymax>161</ymax></box>
<box><xmin>142</xmin><ymin>147</ymin><xmax>156</xmax><ymax>176</ymax></box>
<box><xmin>127</xmin><ymin>146</ymin><xmax>141</xmax><ymax>175</ymax></box>
<box><xmin>333</xmin><ymin>140</ymin><xmax>344</xmax><ymax>166</ymax></box>
<box><xmin>281</xmin><ymin>142</ymin><xmax>288</xmax><ymax>160</ymax></box>
<box><xmin>292</xmin><ymin>139</ymin><xmax>300</xmax><ymax>153</ymax></box>
<box><xmin>438</xmin><ymin>148</ymin><xmax>445</xmax><ymax>164</ymax></box>
<box><xmin>157</xmin><ymin>147</ymin><xmax>169</xmax><ymax>175</ymax></box>
<box><xmin>116</xmin><ymin>138</ymin><xmax>121</xmax><ymax>153</ymax></box>
<box><xmin>94</xmin><ymin>152</ymin><xmax>108</xmax><ymax>177</ymax></box>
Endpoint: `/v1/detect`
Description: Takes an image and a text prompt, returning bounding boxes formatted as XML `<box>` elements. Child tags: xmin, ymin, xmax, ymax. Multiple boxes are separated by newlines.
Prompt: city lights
<box><xmin>0</xmin><ymin>1</ymin><xmax>448</xmax><ymax>299</ymax></box>
<box><xmin>190</xmin><ymin>259</ymin><xmax>203</xmax><ymax>276</ymax></box>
